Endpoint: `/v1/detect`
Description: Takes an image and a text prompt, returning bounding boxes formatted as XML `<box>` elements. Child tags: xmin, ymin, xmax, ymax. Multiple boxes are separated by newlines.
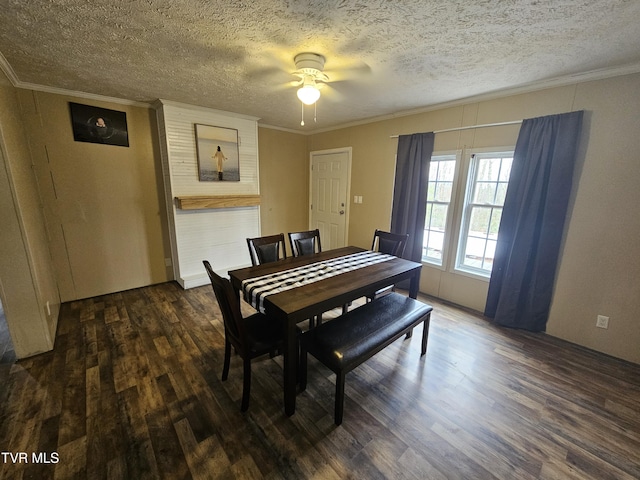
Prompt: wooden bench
<box><xmin>299</xmin><ymin>292</ymin><xmax>433</xmax><ymax>425</ymax></box>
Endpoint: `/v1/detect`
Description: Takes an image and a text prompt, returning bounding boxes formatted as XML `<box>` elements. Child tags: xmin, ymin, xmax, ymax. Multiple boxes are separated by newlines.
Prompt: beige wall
<box><xmin>17</xmin><ymin>91</ymin><xmax>172</xmax><ymax>302</ymax></box>
<box><xmin>2</xmin><ymin>69</ymin><xmax>638</xmax><ymax>364</ymax></box>
<box><xmin>257</xmin><ymin>127</ymin><xmax>309</xmax><ymax>256</ymax></box>
<box><xmin>0</xmin><ymin>71</ymin><xmax>58</xmax><ymax>358</ymax></box>
<box><xmin>546</xmin><ymin>74</ymin><xmax>640</xmax><ymax>362</ymax></box>
<box><xmin>308</xmin><ymin>74</ymin><xmax>640</xmax><ymax>364</ymax></box>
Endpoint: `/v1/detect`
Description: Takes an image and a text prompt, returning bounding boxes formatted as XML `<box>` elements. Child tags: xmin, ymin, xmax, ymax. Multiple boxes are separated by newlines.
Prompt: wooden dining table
<box><xmin>228</xmin><ymin>246</ymin><xmax>423</xmax><ymax>416</ymax></box>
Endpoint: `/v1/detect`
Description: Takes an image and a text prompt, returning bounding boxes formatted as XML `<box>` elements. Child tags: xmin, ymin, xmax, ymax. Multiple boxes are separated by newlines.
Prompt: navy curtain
<box><xmin>485</xmin><ymin>111</ymin><xmax>584</xmax><ymax>331</ymax></box>
<box><xmin>391</xmin><ymin>133</ymin><xmax>435</xmax><ymax>262</ymax></box>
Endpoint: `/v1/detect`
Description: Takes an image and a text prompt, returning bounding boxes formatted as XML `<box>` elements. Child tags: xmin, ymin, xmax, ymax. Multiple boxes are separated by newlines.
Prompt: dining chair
<box><xmin>288</xmin><ymin>229</ymin><xmax>324</xmax><ymax>328</ymax></box>
<box><xmin>371</xmin><ymin>229</ymin><xmax>409</xmax><ymax>257</ymax></box>
<box><xmin>367</xmin><ymin>229</ymin><xmax>410</xmax><ymax>302</ymax></box>
<box><xmin>246</xmin><ymin>233</ymin><xmax>287</xmax><ymax>266</ymax></box>
<box><xmin>288</xmin><ymin>229</ymin><xmax>322</xmax><ymax>257</ymax></box>
<box><xmin>203</xmin><ymin>260</ymin><xmax>289</xmax><ymax>412</ymax></box>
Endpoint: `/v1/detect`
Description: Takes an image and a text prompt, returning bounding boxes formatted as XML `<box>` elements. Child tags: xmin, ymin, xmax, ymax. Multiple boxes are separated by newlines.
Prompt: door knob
<box><xmin>340</xmin><ymin>210</ymin><xmax>345</xmax><ymax>215</ymax></box>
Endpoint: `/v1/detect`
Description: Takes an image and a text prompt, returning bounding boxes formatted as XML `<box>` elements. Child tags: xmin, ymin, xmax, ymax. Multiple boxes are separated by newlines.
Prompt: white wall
<box><xmin>155</xmin><ymin>101</ymin><xmax>261</xmax><ymax>287</ymax></box>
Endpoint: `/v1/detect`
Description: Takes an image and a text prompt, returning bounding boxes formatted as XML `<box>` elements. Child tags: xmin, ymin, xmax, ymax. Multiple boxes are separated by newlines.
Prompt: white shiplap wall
<box><xmin>155</xmin><ymin>100</ymin><xmax>261</xmax><ymax>288</ymax></box>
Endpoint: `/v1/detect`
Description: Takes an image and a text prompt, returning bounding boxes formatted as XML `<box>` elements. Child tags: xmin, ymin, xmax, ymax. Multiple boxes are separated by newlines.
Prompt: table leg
<box><xmin>405</xmin><ymin>269</ymin><xmax>421</xmax><ymax>339</ymax></box>
<box><xmin>409</xmin><ymin>268</ymin><xmax>421</xmax><ymax>299</ymax></box>
<box><xmin>284</xmin><ymin>320</ymin><xmax>298</xmax><ymax>416</ymax></box>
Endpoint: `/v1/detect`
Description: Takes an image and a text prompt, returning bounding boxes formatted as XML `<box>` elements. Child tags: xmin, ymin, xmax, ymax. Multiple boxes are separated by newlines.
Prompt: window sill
<box><xmin>452</xmin><ymin>267</ymin><xmax>491</xmax><ymax>282</ymax></box>
<box><xmin>421</xmin><ymin>260</ymin><xmax>446</xmax><ymax>271</ymax></box>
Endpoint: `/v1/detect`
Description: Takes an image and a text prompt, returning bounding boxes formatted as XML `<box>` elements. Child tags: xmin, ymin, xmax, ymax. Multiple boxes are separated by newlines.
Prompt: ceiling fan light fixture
<box><xmin>297</xmin><ymin>84</ymin><xmax>321</xmax><ymax>105</ymax></box>
<box><xmin>293</xmin><ymin>53</ymin><xmax>326</xmax><ymax>125</ymax></box>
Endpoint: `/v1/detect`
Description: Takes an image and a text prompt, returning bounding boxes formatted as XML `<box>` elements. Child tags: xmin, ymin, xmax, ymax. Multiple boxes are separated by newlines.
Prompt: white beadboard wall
<box><xmin>155</xmin><ymin>100</ymin><xmax>261</xmax><ymax>288</ymax></box>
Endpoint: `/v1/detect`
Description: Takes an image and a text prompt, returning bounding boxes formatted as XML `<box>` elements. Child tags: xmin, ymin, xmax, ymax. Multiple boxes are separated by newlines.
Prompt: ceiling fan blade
<box><xmin>244</xmin><ymin>65</ymin><xmax>290</xmax><ymax>83</ymax></box>
<box><xmin>243</xmin><ymin>48</ymin><xmax>299</xmax><ymax>83</ymax></box>
<box><xmin>263</xmin><ymin>78</ymin><xmax>303</xmax><ymax>94</ymax></box>
<box><xmin>318</xmin><ymin>83</ymin><xmax>345</xmax><ymax>102</ymax></box>
<box><xmin>322</xmin><ymin>60</ymin><xmax>372</xmax><ymax>82</ymax></box>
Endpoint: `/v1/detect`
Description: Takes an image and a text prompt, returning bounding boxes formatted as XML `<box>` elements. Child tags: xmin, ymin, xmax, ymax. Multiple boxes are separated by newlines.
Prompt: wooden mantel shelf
<box><xmin>175</xmin><ymin>195</ymin><xmax>261</xmax><ymax>210</ymax></box>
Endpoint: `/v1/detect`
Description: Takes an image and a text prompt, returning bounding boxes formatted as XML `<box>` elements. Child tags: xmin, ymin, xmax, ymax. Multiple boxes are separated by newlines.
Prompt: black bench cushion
<box><xmin>300</xmin><ymin>293</ymin><xmax>433</xmax><ymax>372</ymax></box>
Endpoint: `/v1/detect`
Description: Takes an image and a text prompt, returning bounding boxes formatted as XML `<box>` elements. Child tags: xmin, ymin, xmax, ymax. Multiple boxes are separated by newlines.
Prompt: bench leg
<box><xmin>421</xmin><ymin>314</ymin><xmax>431</xmax><ymax>356</ymax></box>
<box><xmin>335</xmin><ymin>371</ymin><xmax>346</xmax><ymax>425</ymax></box>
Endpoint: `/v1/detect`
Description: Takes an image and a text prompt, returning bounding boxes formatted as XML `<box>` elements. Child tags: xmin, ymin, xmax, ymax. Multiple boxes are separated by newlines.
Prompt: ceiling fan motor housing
<box><xmin>294</xmin><ymin>52</ymin><xmax>326</xmax><ymax>76</ymax></box>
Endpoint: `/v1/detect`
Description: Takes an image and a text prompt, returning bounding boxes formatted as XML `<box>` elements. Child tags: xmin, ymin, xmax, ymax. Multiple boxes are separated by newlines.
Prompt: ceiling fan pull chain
<box><xmin>314</xmin><ymin>102</ymin><xmax>317</xmax><ymax>123</ymax></box>
<box><xmin>300</xmin><ymin>102</ymin><xmax>305</xmax><ymax>126</ymax></box>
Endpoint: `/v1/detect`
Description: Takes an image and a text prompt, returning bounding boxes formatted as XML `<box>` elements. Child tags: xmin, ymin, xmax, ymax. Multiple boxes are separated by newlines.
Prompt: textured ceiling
<box><xmin>1</xmin><ymin>0</ymin><xmax>640</xmax><ymax>132</ymax></box>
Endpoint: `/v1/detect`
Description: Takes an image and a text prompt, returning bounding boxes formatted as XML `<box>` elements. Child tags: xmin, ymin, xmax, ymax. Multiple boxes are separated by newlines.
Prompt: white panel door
<box><xmin>310</xmin><ymin>149</ymin><xmax>351</xmax><ymax>250</ymax></box>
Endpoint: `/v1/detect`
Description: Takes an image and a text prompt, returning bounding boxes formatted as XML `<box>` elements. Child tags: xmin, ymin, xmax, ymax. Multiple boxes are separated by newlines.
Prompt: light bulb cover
<box><xmin>297</xmin><ymin>85</ymin><xmax>320</xmax><ymax>105</ymax></box>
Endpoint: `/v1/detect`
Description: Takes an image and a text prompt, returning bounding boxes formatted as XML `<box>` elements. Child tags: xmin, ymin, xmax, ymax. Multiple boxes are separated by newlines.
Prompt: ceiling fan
<box><xmin>292</xmin><ymin>53</ymin><xmax>328</xmax><ymax>104</ymax></box>
<box><xmin>251</xmin><ymin>50</ymin><xmax>371</xmax><ymax>126</ymax></box>
<box><xmin>291</xmin><ymin>52</ymin><xmax>328</xmax><ymax>126</ymax></box>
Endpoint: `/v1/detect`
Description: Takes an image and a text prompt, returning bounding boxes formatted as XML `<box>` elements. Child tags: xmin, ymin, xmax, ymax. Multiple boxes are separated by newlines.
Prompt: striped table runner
<box><xmin>242</xmin><ymin>251</ymin><xmax>394</xmax><ymax>313</ymax></box>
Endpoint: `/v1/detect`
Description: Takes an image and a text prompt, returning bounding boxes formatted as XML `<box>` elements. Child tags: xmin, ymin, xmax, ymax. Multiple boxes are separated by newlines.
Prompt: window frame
<box><xmin>422</xmin><ymin>151</ymin><xmax>461</xmax><ymax>269</ymax></box>
<box><xmin>454</xmin><ymin>149</ymin><xmax>514</xmax><ymax>279</ymax></box>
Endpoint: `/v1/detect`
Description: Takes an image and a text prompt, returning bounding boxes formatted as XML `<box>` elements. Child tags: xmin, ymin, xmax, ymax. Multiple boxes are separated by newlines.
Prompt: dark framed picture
<box><xmin>195</xmin><ymin>124</ymin><xmax>240</xmax><ymax>181</ymax></box>
<box><xmin>69</xmin><ymin>102</ymin><xmax>129</xmax><ymax>147</ymax></box>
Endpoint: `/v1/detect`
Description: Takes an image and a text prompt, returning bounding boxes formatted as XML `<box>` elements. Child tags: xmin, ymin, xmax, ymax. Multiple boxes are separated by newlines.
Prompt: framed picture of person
<box><xmin>194</xmin><ymin>124</ymin><xmax>240</xmax><ymax>182</ymax></box>
<box><xmin>69</xmin><ymin>102</ymin><xmax>129</xmax><ymax>147</ymax></box>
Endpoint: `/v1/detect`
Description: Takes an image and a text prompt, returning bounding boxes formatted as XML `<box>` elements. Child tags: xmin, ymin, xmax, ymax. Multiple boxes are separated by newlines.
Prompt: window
<box><xmin>422</xmin><ymin>154</ymin><xmax>457</xmax><ymax>265</ymax></box>
<box><xmin>421</xmin><ymin>148</ymin><xmax>514</xmax><ymax>280</ymax></box>
<box><xmin>456</xmin><ymin>152</ymin><xmax>513</xmax><ymax>277</ymax></box>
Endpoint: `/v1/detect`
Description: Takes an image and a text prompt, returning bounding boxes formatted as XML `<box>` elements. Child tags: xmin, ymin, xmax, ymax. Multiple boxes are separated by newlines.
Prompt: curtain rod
<box><xmin>390</xmin><ymin>120</ymin><xmax>522</xmax><ymax>138</ymax></box>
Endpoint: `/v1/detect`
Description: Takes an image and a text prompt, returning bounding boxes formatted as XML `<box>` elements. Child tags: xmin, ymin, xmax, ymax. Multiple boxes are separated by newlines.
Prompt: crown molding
<box><xmin>0</xmin><ymin>54</ymin><xmax>151</xmax><ymax>108</ymax></box>
<box><xmin>19</xmin><ymin>82</ymin><xmax>151</xmax><ymax>108</ymax></box>
<box><xmin>256</xmin><ymin>123</ymin><xmax>305</xmax><ymax>135</ymax></box>
<box><xmin>155</xmin><ymin>99</ymin><xmax>261</xmax><ymax>121</ymax></box>
<box><xmin>307</xmin><ymin>62</ymin><xmax>640</xmax><ymax>135</ymax></box>
<box><xmin>0</xmin><ymin>51</ymin><xmax>20</xmax><ymax>85</ymax></box>
<box><xmin>3</xmin><ymin>54</ymin><xmax>639</xmax><ymax>134</ymax></box>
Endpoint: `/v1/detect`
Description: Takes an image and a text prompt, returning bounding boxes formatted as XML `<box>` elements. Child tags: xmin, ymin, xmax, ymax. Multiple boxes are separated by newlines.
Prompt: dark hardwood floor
<box><xmin>1</xmin><ymin>281</ymin><xmax>638</xmax><ymax>479</ymax></box>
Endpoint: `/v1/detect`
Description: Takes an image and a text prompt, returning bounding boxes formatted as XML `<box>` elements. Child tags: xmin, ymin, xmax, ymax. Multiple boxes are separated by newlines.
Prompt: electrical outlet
<box><xmin>165</xmin><ymin>257</ymin><xmax>172</xmax><ymax>267</ymax></box>
<box><xmin>596</xmin><ymin>315</ymin><xmax>609</xmax><ymax>329</ymax></box>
